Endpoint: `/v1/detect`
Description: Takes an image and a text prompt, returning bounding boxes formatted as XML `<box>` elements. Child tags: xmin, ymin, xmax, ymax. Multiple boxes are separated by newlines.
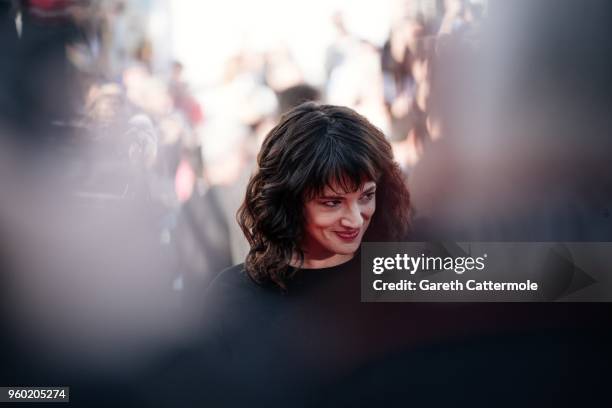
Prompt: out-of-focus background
<box><xmin>1</xmin><ymin>0</ymin><xmax>611</xmax><ymax>404</ymax></box>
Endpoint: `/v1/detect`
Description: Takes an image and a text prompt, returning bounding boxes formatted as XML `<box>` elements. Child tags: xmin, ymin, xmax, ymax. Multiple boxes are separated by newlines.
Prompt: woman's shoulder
<box><xmin>205</xmin><ymin>263</ymin><xmax>279</xmax><ymax>305</ymax></box>
<box><xmin>200</xmin><ymin>264</ymin><xmax>284</xmax><ymax>339</ymax></box>
<box><xmin>207</xmin><ymin>263</ymin><xmax>254</xmax><ymax>294</ymax></box>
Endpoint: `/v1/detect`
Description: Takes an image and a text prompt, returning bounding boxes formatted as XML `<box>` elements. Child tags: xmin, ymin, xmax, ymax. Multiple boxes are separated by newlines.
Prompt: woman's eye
<box><xmin>359</xmin><ymin>192</ymin><xmax>375</xmax><ymax>202</ymax></box>
<box><xmin>321</xmin><ymin>200</ymin><xmax>341</xmax><ymax>208</ymax></box>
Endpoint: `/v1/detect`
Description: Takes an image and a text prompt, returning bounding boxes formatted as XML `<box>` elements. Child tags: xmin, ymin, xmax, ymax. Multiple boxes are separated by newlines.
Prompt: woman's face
<box><xmin>302</xmin><ymin>181</ymin><xmax>376</xmax><ymax>264</ymax></box>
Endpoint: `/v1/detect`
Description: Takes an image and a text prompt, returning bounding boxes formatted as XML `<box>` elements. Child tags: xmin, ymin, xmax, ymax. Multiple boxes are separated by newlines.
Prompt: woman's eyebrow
<box><xmin>362</xmin><ymin>186</ymin><xmax>377</xmax><ymax>193</ymax></box>
<box><xmin>319</xmin><ymin>186</ymin><xmax>376</xmax><ymax>199</ymax></box>
<box><xmin>319</xmin><ymin>194</ymin><xmax>344</xmax><ymax>200</ymax></box>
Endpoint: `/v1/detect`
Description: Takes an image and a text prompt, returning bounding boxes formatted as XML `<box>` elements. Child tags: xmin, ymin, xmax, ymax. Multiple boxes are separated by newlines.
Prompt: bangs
<box><xmin>302</xmin><ymin>136</ymin><xmax>381</xmax><ymax>200</ymax></box>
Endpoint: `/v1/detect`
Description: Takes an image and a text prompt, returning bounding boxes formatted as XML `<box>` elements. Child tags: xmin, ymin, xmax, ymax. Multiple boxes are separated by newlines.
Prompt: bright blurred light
<box><xmin>169</xmin><ymin>0</ymin><xmax>393</xmax><ymax>87</ymax></box>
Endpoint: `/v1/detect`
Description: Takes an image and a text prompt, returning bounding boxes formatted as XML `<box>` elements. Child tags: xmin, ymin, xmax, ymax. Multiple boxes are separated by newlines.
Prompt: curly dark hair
<box><xmin>238</xmin><ymin>103</ymin><xmax>411</xmax><ymax>288</ymax></box>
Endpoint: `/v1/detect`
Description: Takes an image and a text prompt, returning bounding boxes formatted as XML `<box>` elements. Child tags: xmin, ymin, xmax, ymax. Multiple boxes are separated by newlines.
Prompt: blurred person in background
<box><xmin>388</xmin><ymin>4</ymin><xmax>482</xmax><ymax>175</ymax></box>
<box><xmin>324</xmin><ymin>11</ymin><xmax>359</xmax><ymax>82</ymax></box>
<box><xmin>381</xmin><ymin>16</ymin><xmax>425</xmax><ymax>117</ymax></box>
<box><xmin>277</xmin><ymin>83</ymin><xmax>321</xmax><ymax>118</ymax></box>
<box><xmin>173</xmin><ymin>120</ymin><xmax>245</xmax><ymax>304</ymax></box>
<box><xmin>409</xmin><ymin>0</ymin><xmax>612</xmax><ymax>241</ymax></box>
<box><xmin>168</xmin><ymin>60</ymin><xmax>204</xmax><ymax>129</ymax></box>
<box><xmin>327</xmin><ymin>39</ymin><xmax>389</xmax><ymax>135</ymax></box>
<box><xmin>388</xmin><ymin>35</ymin><xmax>437</xmax><ymax>174</ymax></box>
<box><xmin>78</xmin><ymin>80</ymin><xmax>168</xmax><ymax>204</ymax></box>
<box><xmin>15</xmin><ymin>0</ymin><xmax>81</xmax><ymax>138</ymax></box>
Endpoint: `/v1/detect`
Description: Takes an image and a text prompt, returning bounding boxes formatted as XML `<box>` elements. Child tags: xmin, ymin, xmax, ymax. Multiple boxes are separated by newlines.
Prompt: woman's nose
<box><xmin>340</xmin><ymin>202</ymin><xmax>364</xmax><ymax>228</ymax></box>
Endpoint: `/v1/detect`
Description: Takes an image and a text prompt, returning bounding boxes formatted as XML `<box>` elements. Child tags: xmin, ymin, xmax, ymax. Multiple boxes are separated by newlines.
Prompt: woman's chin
<box><xmin>330</xmin><ymin>241</ymin><xmax>361</xmax><ymax>255</ymax></box>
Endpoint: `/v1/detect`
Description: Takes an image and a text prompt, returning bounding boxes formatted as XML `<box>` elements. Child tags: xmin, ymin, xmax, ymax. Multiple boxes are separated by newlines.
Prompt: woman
<box><xmin>238</xmin><ymin>102</ymin><xmax>411</xmax><ymax>290</ymax></box>
<box><xmin>149</xmin><ymin>103</ymin><xmax>411</xmax><ymax>407</ymax></box>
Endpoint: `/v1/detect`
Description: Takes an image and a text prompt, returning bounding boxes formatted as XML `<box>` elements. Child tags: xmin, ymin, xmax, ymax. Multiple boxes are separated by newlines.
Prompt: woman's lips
<box><xmin>335</xmin><ymin>229</ymin><xmax>360</xmax><ymax>241</ymax></box>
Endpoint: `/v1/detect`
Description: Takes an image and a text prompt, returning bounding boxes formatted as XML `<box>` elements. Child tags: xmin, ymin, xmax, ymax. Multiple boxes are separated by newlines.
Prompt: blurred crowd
<box><xmin>0</xmin><ymin>0</ymin><xmax>486</xmax><ymax>292</ymax></box>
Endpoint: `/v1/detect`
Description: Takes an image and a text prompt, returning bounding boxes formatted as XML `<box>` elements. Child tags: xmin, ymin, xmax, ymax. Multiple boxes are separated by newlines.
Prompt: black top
<box><xmin>144</xmin><ymin>255</ymin><xmax>612</xmax><ymax>407</ymax></box>
<box><xmin>180</xmin><ymin>256</ymin><xmax>367</xmax><ymax>407</ymax></box>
